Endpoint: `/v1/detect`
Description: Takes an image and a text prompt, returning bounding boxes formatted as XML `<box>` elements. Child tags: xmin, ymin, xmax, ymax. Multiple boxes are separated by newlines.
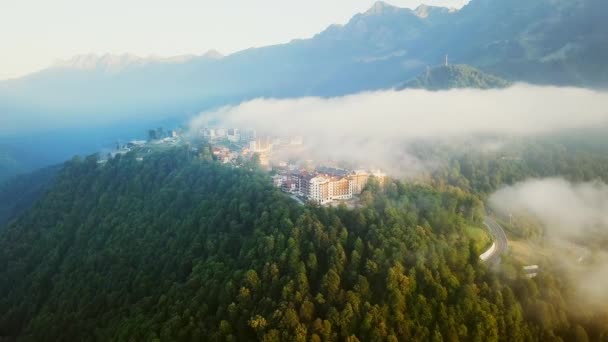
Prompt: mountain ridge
<box><xmin>1</xmin><ymin>0</ymin><xmax>607</xmax><ymax>180</ymax></box>
<box><xmin>51</xmin><ymin>50</ymin><xmax>224</xmax><ymax>72</ymax></box>
<box><xmin>4</xmin><ymin>0</ymin><xmax>605</xmax><ymax>93</ymax></box>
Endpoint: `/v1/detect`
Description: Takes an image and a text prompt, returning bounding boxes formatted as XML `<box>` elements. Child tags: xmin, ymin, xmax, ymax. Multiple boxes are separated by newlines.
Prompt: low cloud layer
<box><xmin>191</xmin><ymin>85</ymin><xmax>608</xmax><ymax>173</ymax></box>
<box><xmin>490</xmin><ymin>178</ymin><xmax>608</xmax><ymax>239</ymax></box>
<box><xmin>490</xmin><ymin>178</ymin><xmax>608</xmax><ymax>307</ymax></box>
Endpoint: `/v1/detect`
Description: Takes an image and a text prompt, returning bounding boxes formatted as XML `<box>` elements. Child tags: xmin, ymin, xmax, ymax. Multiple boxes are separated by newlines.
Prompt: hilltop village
<box><xmin>204</xmin><ymin>127</ymin><xmax>387</xmax><ymax>205</ymax></box>
<box><xmin>105</xmin><ymin>126</ymin><xmax>386</xmax><ymax>206</ymax></box>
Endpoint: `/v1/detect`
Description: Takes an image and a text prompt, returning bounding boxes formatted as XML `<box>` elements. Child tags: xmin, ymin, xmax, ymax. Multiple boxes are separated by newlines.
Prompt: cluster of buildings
<box><xmin>101</xmin><ymin>127</ymin><xmax>186</xmax><ymax>164</ymax></box>
<box><xmin>211</xmin><ymin>146</ymin><xmax>239</xmax><ymax>163</ymax></box>
<box><xmin>148</xmin><ymin>127</ymin><xmax>179</xmax><ymax>141</ymax></box>
<box><xmin>273</xmin><ymin>168</ymin><xmax>386</xmax><ymax>205</ymax></box>
<box><xmin>199</xmin><ymin>127</ymin><xmax>306</xmax><ymax>169</ymax></box>
<box><xmin>98</xmin><ymin>139</ymin><xmax>148</xmax><ymax>163</ymax></box>
<box><xmin>102</xmin><ymin>126</ymin><xmax>389</xmax><ymax>207</ymax></box>
<box><xmin>198</xmin><ymin>127</ymin><xmax>387</xmax><ymax>205</ymax></box>
<box><xmin>199</xmin><ymin>127</ymin><xmax>304</xmax><ymax>150</ymax></box>
<box><xmin>207</xmin><ymin>137</ymin><xmax>274</xmax><ymax>165</ymax></box>
<box><xmin>200</xmin><ymin>127</ymin><xmax>257</xmax><ymax>143</ymax></box>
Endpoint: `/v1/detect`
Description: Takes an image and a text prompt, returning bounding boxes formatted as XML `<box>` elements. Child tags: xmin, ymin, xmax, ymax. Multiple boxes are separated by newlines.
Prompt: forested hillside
<box><xmin>401</xmin><ymin>65</ymin><xmax>511</xmax><ymax>90</ymax></box>
<box><xmin>421</xmin><ymin>134</ymin><xmax>608</xmax><ymax>196</ymax></box>
<box><xmin>0</xmin><ymin>159</ymin><xmax>19</xmax><ymax>185</ymax></box>
<box><xmin>0</xmin><ymin>165</ymin><xmax>59</xmax><ymax>226</ymax></box>
<box><xmin>0</xmin><ymin>147</ymin><xmax>606</xmax><ymax>341</ymax></box>
<box><xmin>0</xmin><ymin>147</ymin><xmax>27</xmax><ymax>184</ymax></box>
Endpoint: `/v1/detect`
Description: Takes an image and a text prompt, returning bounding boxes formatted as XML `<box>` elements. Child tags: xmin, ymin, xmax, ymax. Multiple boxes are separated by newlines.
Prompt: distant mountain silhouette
<box><xmin>2</xmin><ymin>0</ymin><xmax>606</xmax><ymax>129</ymax></box>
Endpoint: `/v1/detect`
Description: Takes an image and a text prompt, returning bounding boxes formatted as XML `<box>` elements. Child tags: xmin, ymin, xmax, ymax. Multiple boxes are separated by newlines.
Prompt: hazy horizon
<box><xmin>1</xmin><ymin>0</ymin><xmax>468</xmax><ymax>80</ymax></box>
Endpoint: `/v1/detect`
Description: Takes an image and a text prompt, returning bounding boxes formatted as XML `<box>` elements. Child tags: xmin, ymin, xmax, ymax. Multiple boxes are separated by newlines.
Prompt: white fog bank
<box><xmin>490</xmin><ymin>178</ymin><xmax>608</xmax><ymax>307</ymax></box>
<box><xmin>190</xmin><ymin>85</ymin><xmax>608</xmax><ymax>173</ymax></box>
<box><xmin>191</xmin><ymin>85</ymin><xmax>608</xmax><ymax>139</ymax></box>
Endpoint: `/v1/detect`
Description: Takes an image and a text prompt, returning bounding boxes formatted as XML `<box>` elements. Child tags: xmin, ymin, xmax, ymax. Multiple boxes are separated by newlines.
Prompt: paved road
<box><xmin>482</xmin><ymin>216</ymin><xmax>509</xmax><ymax>264</ymax></box>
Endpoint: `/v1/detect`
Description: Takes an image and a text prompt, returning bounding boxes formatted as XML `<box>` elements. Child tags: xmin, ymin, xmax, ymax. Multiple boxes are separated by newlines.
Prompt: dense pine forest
<box><xmin>0</xmin><ymin>165</ymin><xmax>59</xmax><ymax>226</ymax></box>
<box><xmin>1</xmin><ymin>146</ymin><xmax>607</xmax><ymax>341</ymax></box>
<box><xmin>416</xmin><ymin>134</ymin><xmax>608</xmax><ymax>196</ymax></box>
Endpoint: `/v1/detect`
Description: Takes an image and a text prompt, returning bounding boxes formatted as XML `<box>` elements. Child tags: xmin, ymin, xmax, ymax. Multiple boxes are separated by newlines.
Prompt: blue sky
<box><xmin>1</xmin><ymin>0</ymin><xmax>468</xmax><ymax>80</ymax></box>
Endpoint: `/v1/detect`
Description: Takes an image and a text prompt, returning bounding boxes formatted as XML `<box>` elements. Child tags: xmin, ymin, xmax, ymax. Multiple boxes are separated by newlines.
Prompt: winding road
<box><xmin>481</xmin><ymin>216</ymin><xmax>509</xmax><ymax>264</ymax></box>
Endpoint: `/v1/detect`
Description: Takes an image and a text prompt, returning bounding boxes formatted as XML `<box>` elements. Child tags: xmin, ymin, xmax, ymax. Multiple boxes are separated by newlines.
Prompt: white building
<box><xmin>328</xmin><ymin>177</ymin><xmax>354</xmax><ymax>201</ymax></box>
<box><xmin>241</xmin><ymin>128</ymin><xmax>257</xmax><ymax>141</ymax></box>
<box><xmin>249</xmin><ymin>137</ymin><xmax>272</xmax><ymax>153</ymax></box>
<box><xmin>215</xmin><ymin>128</ymin><xmax>226</xmax><ymax>137</ymax></box>
<box><xmin>290</xmin><ymin>136</ymin><xmax>304</xmax><ymax>146</ymax></box>
<box><xmin>301</xmin><ymin>175</ymin><xmax>354</xmax><ymax>205</ymax></box>
<box><xmin>309</xmin><ymin>176</ymin><xmax>332</xmax><ymax>205</ymax></box>
<box><xmin>227</xmin><ymin>128</ymin><xmax>240</xmax><ymax>142</ymax></box>
<box><xmin>201</xmin><ymin>128</ymin><xmax>216</xmax><ymax>138</ymax></box>
<box><xmin>272</xmin><ymin>175</ymin><xmax>286</xmax><ymax>187</ymax></box>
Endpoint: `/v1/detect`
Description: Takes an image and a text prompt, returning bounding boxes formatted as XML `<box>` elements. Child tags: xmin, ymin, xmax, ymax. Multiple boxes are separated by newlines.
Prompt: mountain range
<box><xmin>1</xmin><ymin>0</ymin><xmax>607</xmax><ymax>181</ymax></box>
<box><xmin>52</xmin><ymin>50</ymin><xmax>224</xmax><ymax>72</ymax></box>
<box><xmin>3</xmin><ymin>0</ymin><xmax>607</xmax><ymax>124</ymax></box>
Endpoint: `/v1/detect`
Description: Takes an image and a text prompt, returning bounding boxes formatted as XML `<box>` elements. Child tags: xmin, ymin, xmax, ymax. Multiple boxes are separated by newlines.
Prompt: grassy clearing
<box><xmin>508</xmin><ymin>240</ymin><xmax>544</xmax><ymax>265</ymax></box>
<box><xmin>509</xmin><ymin>238</ymin><xmax>589</xmax><ymax>266</ymax></box>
